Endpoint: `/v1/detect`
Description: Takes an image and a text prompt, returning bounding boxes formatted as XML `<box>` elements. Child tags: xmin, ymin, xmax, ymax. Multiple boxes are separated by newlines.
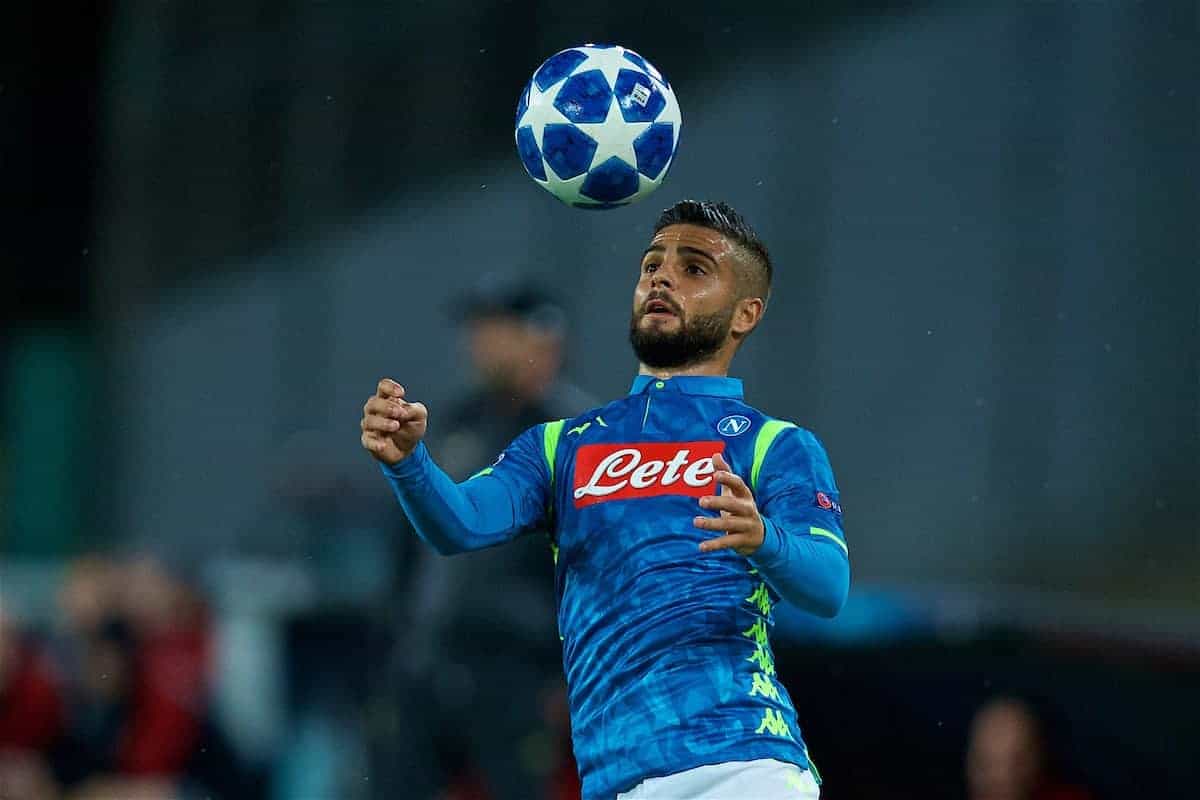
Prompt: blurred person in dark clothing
<box><xmin>55</xmin><ymin>555</ymin><xmax>213</xmax><ymax>780</ymax></box>
<box><xmin>966</xmin><ymin>697</ymin><xmax>1093</xmax><ymax>800</ymax></box>
<box><xmin>52</xmin><ymin>615</ymin><xmax>139</xmax><ymax>786</ymax></box>
<box><xmin>49</xmin><ymin>555</ymin><xmax>260</xmax><ymax>800</ymax></box>
<box><xmin>383</xmin><ymin>274</ymin><xmax>593</xmax><ymax>800</ymax></box>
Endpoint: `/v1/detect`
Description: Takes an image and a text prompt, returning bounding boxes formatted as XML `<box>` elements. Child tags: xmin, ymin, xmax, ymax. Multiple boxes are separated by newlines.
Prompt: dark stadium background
<box><xmin>5</xmin><ymin>1</ymin><xmax>1197</xmax><ymax>798</ymax></box>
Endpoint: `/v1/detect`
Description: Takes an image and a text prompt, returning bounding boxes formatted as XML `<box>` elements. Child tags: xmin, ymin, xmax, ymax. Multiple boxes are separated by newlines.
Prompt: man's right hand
<box><xmin>360</xmin><ymin>378</ymin><xmax>428</xmax><ymax>466</ymax></box>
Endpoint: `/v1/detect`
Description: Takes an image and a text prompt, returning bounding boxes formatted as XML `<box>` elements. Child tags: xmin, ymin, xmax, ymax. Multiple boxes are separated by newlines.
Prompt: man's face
<box><xmin>468</xmin><ymin>316</ymin><xmax>562</xmax><ymax>400</ymax></box>
<box><xmin>629</xmin><ymin>224</ymin><xmax>744</xmax><ymax>369</ymax></box>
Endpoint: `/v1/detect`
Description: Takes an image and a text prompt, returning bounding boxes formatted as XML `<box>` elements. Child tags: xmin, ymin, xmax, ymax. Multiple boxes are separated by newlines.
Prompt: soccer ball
<box><xmin>514</xmin><ymin>44</ymin><xmax>681</xmax><ymax>209</ymax></box>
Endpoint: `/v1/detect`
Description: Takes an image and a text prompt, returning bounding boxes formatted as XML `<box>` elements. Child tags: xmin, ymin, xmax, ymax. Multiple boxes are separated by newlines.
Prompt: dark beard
<box><xmin>629</xmin><ymin>308</ymin><xmax>732</xmax><ymax>369</ymax></box>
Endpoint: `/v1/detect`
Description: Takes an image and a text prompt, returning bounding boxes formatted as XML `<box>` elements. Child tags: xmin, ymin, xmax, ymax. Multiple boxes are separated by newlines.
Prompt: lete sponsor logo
<box><xmin>573</xmin><ymin>441</ymin><xmax>724</xmax><ymax>508</ymax></box>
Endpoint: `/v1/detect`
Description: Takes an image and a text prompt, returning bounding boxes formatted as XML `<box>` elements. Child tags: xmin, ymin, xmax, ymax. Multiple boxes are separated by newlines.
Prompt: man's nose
<box><xmin>650</xmin><ymin>265</ymin><xmax>674</xmax><ymax>289</ymax></box>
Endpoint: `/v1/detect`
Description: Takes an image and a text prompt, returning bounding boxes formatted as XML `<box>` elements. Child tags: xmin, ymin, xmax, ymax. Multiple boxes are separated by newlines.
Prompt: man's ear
<box><xmin>731</xmin><ymin>296</ymin><xmax>765</xmax><ymax>338</ymax></box>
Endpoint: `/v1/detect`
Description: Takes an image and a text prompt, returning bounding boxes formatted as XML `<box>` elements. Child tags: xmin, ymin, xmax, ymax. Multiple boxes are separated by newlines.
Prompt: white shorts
<box><xmin>615</xmin><ymin>758</ymin><xmax>820</xmax><ymax>799</ymax></box>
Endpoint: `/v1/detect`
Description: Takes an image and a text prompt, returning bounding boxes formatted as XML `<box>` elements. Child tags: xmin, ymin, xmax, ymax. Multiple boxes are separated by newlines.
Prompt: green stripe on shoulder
<box><xmin>751</xmin><ymin>419</ymin><xmax>797</xmax><ymax>493</ymax></box>
<box><xmin>809</xmin><ymin>526</ymin><xmax>848</xmax><ymax>555</ymax></box>
<box><xmin>543</xmin><ymin>419</ymin><xmax>567</xmax><ymax>485</ymax></box>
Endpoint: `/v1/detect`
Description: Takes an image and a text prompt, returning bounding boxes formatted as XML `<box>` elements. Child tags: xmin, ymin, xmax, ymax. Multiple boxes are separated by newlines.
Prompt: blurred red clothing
<box><xmin>116</xmin><ymin>617</ymin><xmax>213</xmax><ymax>775</ymax></box>
<box><xmin>548</xmin><ymin>749</ymin><xmax>582</xmax><ymax>800</ymax></box>
<box><xmin>0</xmin><ymin>644</ymin><xmax>65</xmax><ymax>752</ymax></box>
<box><xmin>1038</xmin><ymin>784</ymin><xmax>1093</xmax><ymax>800</ymax></box>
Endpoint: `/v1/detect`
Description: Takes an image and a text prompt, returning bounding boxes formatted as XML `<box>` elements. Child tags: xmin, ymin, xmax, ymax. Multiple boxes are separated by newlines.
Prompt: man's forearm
<box><xmin>748</xmin><ymin>517</ymin><xmax>849</xmax><ymax>618</ymax></box>
<box><xmin>381</xmin><ymin>442</ymin><xmax>527</xmax><ymax>555</ymax></box>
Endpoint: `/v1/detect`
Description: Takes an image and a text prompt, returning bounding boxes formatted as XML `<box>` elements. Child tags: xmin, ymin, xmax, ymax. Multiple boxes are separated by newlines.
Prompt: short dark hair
<box><xmin>653</xmin><ymin>200</ymin><xmax>772</xmax><ymax>300</ymax></box>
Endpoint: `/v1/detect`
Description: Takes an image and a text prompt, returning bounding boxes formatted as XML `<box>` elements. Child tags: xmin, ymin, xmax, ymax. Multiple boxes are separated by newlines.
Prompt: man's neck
<box><xmin>637</xmin><ymin>357</ymin><xmax>731</xmax><ymax>380</ymax></box>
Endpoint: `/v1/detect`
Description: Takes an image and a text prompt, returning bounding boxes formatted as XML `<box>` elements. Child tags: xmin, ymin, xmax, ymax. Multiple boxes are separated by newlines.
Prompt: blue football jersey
<box><xmin>383</xmin><ymin>375</ymin><xmax>849</xmax><ymax>799</ymax></box>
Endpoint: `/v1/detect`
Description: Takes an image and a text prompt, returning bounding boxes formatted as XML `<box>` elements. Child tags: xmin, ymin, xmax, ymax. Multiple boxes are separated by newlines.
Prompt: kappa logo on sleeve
<box><xmin>572</xmin><ymin>441</ymin><xmax>724</xmax><ymax>508</ymax></box>
<box><xmin>815</xmin><ymin>491</ymin><xmax>843</xmax><ymax>514</ymax></box>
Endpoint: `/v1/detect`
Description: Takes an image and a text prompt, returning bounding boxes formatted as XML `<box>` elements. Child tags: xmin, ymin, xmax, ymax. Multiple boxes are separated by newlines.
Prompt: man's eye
<box><xmin>687</xmin><ymin>264</ymin><xmax>706</xmax><ymax>275</ymax></box>
<box><xmin>643</xmin><ymin>262</ymin><xmax>659</xmax><ymax>273</ymax></box>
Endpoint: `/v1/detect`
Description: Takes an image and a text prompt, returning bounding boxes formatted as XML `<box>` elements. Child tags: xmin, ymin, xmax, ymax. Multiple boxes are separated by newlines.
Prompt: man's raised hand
<box><xmin>694</xmin><ymin>452</ymin><xmax>766</xmax><ymax>556</ymax></box>
<box><xmin>360</xmin><ymin>378</ymin><xmax>428</xmax><ymax>466</ymax></box>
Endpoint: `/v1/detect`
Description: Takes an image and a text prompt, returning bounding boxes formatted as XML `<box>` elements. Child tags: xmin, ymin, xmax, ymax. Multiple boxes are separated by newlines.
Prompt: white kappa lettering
<box><xmin>574</xmin><ymin>447</ymin><xmax>715</xmax><ymax>500</ymax></box>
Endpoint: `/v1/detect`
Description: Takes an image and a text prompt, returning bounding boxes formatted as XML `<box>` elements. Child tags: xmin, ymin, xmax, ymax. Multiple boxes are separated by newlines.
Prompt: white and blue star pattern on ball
<box><xmin>515</xmin><ymin>44</ymin><xmax>682</xmax><ymax>208</ymax></box>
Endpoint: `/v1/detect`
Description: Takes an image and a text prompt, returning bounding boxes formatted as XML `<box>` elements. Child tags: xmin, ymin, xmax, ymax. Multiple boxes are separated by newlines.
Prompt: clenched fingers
<box><xmin>361</xmin><ymin>431</ymin><xmax>393</xmax><ymax>455</ymax></box>
<box><xmin>363</xmin><ymin>396</ymin><xmax>409</xmax><ymax>420</ymax></box>
<box><xmin>403</xmin><ymin>402</ymin><xmax>428</xmax><ymax>423</ymax></box>
<box><xmin>376</xmin><ymin>379</ymin><xmax>405</xmax><ymax>399</ymax></box>
<box><xmin>361</xmin><ymin>414</ymin><xmax>401</xmax><ymax>433</ymax></box>
<box><xmin>362</xmin><ymin>401</ymin><xmax>427</xmax><ymax>428</ymax></box>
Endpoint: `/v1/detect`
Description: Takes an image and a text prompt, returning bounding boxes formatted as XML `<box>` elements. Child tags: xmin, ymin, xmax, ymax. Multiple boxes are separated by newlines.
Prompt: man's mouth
<box><xmin>643</xmin><ymin>297</ymin><xmax>679</xmax><ymax>318</ymax></box>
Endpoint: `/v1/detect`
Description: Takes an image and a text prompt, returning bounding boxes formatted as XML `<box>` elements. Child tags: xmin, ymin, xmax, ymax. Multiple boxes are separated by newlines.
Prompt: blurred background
<box><xmin>5</xmin><ymin>1</ymin><xmax>1198</xmax><ymax>798</ymax></box>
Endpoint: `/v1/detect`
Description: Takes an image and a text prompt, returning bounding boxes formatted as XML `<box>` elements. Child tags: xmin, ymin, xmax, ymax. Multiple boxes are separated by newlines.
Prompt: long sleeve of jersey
<box><xmin>379</xmin><ymin>424</ymin><xmax>552</xmax><ymax>555</ymax></box>
<box><xmin>747</xmin><ymin>426</ymin><xmax>850</xmax><ymax>618</ymax></box>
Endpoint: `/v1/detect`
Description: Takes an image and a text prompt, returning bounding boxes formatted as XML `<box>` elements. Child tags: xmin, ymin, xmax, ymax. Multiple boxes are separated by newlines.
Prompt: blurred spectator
<box><xmin>0</xmin><ymin>606</ymin><xmax>66</xmax><ymax>800</ymax></box>
<box><xmin>116</xmin><ymin>556</ymin><xmax>212</xmax><ymax>776</ymax></box>
<box><xmin>0</xmin><ymin>607</ymin><xmax>65</xmax><ymax>754</ymax></box>
<box><xmin>44</xmin><ymin>554</ymin><xmax>260</xmax><ymax>799</ymax></box>
<box><xmin>56</xmin><ymin>556</ymin><xmax>121</xmax><ymax>638</ymax></box>
<box><xmin>380</xmin><ymin>274</ymin><xmax>593</xmax><ymax>800</ymax></box>
<box><xmin>966</xmin><ymin>697</ymin><xmax>1093</xmax><ymax>800</ymax></box>
<box><xmin>53</xmin><ymin>615</ymin><xmax>138</xmax><ymax>785</ymax></box>
<box><xmin>57</xmin><ymin>555</ymin><xmax>213</xmax><ymax>779</ymax></box>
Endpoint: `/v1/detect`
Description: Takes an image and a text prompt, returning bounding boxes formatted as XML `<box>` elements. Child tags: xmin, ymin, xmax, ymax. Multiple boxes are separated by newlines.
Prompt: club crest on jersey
<box><xmin>573</xmin><ymin>441</ymin><xmax>724</xmax><ymax>508</ymax></box>
<box><xmin>716</xmin><ymin>415</ymin><xmax>752</xmax><ymax>437</ymax></box>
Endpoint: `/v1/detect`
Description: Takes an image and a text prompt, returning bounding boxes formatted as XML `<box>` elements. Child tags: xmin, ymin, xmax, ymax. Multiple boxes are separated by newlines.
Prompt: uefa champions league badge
<box><xmin>716</xmin><ymin>415</ymin><xmax>752</xmax><ymax>437</ymax></box>
<box><xmin>815</xmin><ymin>491</ymin><xmax>843</xmax><ymax>515</ymax></box>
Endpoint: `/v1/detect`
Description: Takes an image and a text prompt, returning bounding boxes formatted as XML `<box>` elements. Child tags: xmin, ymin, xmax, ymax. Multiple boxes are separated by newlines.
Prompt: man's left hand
<box><xmin>694</xmin><ymin>452</ymin><xmax>766</xmax><ymax>556</ymax></box>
